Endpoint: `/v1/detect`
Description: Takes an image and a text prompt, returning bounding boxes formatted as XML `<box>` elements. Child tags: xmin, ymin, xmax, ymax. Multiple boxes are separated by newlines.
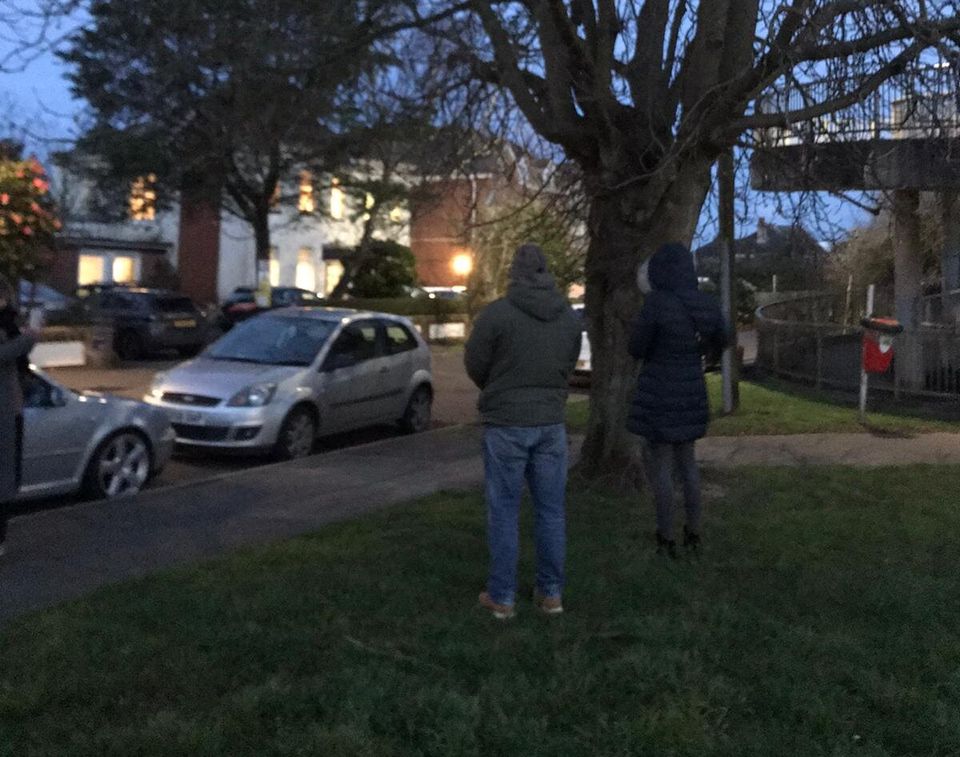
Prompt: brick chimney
<box><xmin>177</xmin><ymin>189</ymin><xmax>221</xmax><ymax>305</ymax></box>
<box><xmin>756</xmin><ymin>216</ymin><xmax>769</xmax><ymax>247</ymax></box>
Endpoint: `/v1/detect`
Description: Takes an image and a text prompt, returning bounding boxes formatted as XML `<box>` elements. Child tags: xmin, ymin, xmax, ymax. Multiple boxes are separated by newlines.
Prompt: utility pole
<box><xmin>718</xmin><ymin>149</ymin><xmax>740</xmax><ymax>413</ymax></box>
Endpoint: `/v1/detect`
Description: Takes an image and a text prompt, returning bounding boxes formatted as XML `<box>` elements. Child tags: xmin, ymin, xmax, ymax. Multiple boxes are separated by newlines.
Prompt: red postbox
<box><xmin>860</xmin><ymin>317</ymin><xmax>904</xmax><ymax>374</ymax></box>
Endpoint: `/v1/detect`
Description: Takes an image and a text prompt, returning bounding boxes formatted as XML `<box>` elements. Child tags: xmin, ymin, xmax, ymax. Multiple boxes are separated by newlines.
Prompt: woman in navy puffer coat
<box><xmin>627</xmin><ymin>243</ymin><xmax>728</xmax><ymax>557</ymax></box>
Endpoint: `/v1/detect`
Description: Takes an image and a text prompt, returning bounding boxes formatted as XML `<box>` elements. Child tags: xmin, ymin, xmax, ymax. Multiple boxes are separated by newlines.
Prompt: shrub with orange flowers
<box><xmin>0</xmin><ymin>153</ymin><xmax>61</xmax><ymax>283</ymax></box>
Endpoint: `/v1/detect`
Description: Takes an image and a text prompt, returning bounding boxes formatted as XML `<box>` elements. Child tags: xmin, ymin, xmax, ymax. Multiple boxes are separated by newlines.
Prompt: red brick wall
<box><xmin>47</xmin><ymin>245</ymin><xmax>78</xmax><ymax>295</ymax></box>
<box><xmin>177</xmin><ymin>193</ymin><xmax>221</xmax><ymax>305</ymax></box>
<box><xmin>410</xmin><ymin>178</ymin><xmax>491</xmax><ymax>287</ymax></box>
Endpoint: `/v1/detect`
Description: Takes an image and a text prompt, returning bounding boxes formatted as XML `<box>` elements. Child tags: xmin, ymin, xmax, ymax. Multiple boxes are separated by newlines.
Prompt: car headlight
<box><xmin>227</xmin><ymin>383</ymin><xmax>277</xmax><ymax>407</ymax></box>
<box><xmin>149</xmin><ymin>372</ymin><xmax>167</xmax><ymax>399</ymax></box>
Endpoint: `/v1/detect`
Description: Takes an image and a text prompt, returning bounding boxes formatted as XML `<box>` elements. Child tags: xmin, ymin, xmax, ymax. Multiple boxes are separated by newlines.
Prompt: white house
<box><xmin>48</xmin><ymin>160</ymin><xmax>410</xmax><ymax>303</ymax></box>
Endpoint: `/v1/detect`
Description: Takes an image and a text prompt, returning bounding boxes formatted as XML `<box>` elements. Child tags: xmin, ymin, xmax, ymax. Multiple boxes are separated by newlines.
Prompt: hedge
<box><xmin>319</xmin><ymin>297</ymin><xmax>467</xmax><ymax>318</ymax></box>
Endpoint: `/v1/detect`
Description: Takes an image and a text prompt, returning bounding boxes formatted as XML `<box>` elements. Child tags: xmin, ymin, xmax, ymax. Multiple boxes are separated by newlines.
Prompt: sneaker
<box><xmin>478</xmin><ymin>591</ymin><xmax>515</xmax><ymax>620</ymax></box>
<box><xmin>533</xmin><ymin>589</ymin><xmax>563</xmax><ymax>615</ymax></box>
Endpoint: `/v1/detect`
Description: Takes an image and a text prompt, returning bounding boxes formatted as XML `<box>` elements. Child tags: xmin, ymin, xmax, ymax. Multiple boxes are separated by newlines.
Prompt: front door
<box><xmin>20</xmin><ymin>374</ymin><xmax>97</xmax><ymax>495</ymax></box>
<box><xmin>319</xmin><ymin>319</ymin><xmax>388</xmax><ymax>431</ymax></box>
<box><xmin>378</xmin><ymin>320</ymin><xmax>419</xmax><ymax>418</ymax></box>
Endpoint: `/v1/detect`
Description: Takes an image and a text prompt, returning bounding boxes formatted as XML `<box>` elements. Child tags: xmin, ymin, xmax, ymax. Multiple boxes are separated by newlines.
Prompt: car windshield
<box><xmin>205</xmin><ymin>315</ymin><xmax>336</xmax><ymax>366</ymax></box>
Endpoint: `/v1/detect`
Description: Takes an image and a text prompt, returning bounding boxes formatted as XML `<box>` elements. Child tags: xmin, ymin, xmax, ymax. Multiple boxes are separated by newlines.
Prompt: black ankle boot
<box><xmin>683</xmin><ymin>525</ymin><xmax>701</xmax><ymax>552</ymax></box>
<box><xmin>656</xmin><ymin>532</ymin><xmax>678</xmax><ymax>559</ymax></box>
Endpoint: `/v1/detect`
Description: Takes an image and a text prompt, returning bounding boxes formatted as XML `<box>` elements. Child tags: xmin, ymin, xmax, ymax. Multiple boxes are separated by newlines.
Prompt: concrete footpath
<box><xmin>698</xmin><ymin>432</ymin><xmax>960</xmax><ymax>467</ymax></box>
<box><xmin>0</xmin><ymin>425</ymin><xmax>487</xmax><ymax>626</ymax></box>
<box><xmin>4</xmin><ymin>425</ymin><xmax>960</xmax><ymax>626</ymax></box>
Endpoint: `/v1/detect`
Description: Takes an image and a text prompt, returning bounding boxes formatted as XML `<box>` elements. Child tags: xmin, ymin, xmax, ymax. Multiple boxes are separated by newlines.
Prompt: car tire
<box><xmin>115</xmin><ymin>330</ymin><xmax>144</xmax><ymax>361</ymax></box>
<box><xmin>178</xmin><ymin>344</ymin><xmax>203</xmax><ymax>358</ymax></box>
<box><xmin>274</xmin><ymin>406</ymin><xmax>317</xmax><ymax>460</ymax></box>
<box><xmin>82</xmin><ymin>430</ymin><xmax>152</xmax><ymax>500</ymax></box>
<box><xmin>399</xmin><ymin>385</ymin><xmax>432</xmax><ymax>434</ymax></box>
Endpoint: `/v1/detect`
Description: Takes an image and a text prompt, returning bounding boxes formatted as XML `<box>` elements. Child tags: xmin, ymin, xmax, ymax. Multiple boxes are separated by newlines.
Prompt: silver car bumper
<box><xmin>144</xmin><ymin>397</ymin><xmax>287</xmax><ymax>450</ymax></box>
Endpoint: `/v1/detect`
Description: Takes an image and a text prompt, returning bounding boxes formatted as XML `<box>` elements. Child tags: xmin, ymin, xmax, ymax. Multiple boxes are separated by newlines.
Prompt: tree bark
<box><xmin>578</xmin><ymin>160</ymin><xmax>712</xmax><ymax>480</ymax></box>
<box><xmin>328</xmin><ymin>205</ymin><xmax>379</xmax><ymax>301</ymax></box>
<box><xmin>252</xmin><ymin>205</ymin><xmax>272</xmax><ymax>263</ymax></box>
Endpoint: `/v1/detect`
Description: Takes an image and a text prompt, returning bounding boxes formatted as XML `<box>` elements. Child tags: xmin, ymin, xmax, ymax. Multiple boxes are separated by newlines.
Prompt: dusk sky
<box><xmin>0</xmin><ymin>6</ymin><xmax>85</xmax><ymax>151</ymax></box>
<box><xmin>0</xmin><ymin>19</ymin><xmax>871</xmax><ymax>243</ymax></box>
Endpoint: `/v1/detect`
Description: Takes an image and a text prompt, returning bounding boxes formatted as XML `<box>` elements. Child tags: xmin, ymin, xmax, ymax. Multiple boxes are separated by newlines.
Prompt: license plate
<box><xmin>174</xmin><ymin>319</ymin><xmax>197</xmax><ymax>328</ymax></box>
<box><xmin>170</xmin><ymin>410</ymin><xmax>205</xmax><ymax>425</ymax></box>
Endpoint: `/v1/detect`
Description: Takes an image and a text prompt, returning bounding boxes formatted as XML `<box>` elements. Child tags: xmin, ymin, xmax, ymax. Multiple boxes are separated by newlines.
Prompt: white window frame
<box><xmin>77</xmin><ymin>250</ymin><xmax>143</xmax><ymax>285</ymax></box>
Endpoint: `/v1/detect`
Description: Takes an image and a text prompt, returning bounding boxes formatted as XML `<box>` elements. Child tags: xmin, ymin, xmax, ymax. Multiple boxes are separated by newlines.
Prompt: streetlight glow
<box><xmin>451</xmin><ymin>252</ymin><xmax>473</xmax><ymax>277</ymax></box>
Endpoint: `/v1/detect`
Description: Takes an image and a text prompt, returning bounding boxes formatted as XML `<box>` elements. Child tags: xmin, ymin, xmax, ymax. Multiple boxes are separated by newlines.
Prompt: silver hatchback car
<box><xmin>145</xmin><ymin>308</ymin><xmax>434</xmax><ymax>458</ymax></box>
<box><xmin>17</xmin><ymin>369</ymin><xmax>175</xmax><ymax>501</ymax></box>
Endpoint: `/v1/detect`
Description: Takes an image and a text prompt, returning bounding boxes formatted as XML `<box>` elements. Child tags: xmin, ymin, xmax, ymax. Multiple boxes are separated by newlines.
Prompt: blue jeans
<box><xmin>483</xmin><ymin>424</ymin><xmax>568</xmax><ymax>606</ymax></box>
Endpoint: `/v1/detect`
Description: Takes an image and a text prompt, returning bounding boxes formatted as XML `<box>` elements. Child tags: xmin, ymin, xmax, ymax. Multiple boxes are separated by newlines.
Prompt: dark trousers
<box><xmin>644</xmin><ymin>440</ymin><xmax>702</xmax><ymax>540</ymax></box>
<box><xmin>1</xmin><ymin>414</ymin><xmax>22</xmax><ymax>544</ymax></box>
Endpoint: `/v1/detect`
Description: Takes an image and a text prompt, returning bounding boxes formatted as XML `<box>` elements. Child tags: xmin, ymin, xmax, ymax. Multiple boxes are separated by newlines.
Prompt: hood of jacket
<box><xmin>648</xmin><ymin>243</ymin><xmax>716</xmax><ymax>332</ymax></box>
<box><xmin>648</xmin><ymin>243</ymin><xmax>699</xmax><ymax>293</ymax></box>
<box><xmin>506</xmin><ymin>272</ymin><xmax>568</xmax><ymax>322</ymax></box>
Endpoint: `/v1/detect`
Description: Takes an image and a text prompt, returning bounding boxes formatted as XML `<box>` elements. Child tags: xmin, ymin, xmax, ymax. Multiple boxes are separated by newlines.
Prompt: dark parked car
<box><xmin>87</xmin><ymin>288</ymin><xmax>207</xmax><ymax>360</ymax></box>
<box><xmin>219</xmin><ymin>286</ymin><xmax>321</xmax><ymax>330</ymax></box>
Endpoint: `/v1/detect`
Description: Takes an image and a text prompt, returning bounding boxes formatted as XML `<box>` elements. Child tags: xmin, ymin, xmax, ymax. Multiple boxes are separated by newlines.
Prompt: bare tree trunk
<box><xmin>328</xmin><ymin>206</ymin><xmax>378</xmax><ymax>301</ymax></box>
<box><xmin>253</xmin><ymin>206</ymin><xmax>272</xmax><ymax>263</ymax></box>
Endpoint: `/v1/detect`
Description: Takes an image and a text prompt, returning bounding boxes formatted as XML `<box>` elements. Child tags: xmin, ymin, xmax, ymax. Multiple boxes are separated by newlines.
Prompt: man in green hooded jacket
<box><xmin>465</xmin><ymin>243</ymin><xmax>582</xmax><ymax>619</ymax></box>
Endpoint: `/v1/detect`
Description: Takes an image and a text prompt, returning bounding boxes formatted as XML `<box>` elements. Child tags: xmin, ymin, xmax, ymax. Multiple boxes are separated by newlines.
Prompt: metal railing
<box><xmin>755</xmin><ymin>290</ymin><xmax>960</xmax><ymax>399</ymax></box>
<box><xmin>757</xmin><ymin>63</ymin><xmax>960</xmax><ymax>147</ymax></box>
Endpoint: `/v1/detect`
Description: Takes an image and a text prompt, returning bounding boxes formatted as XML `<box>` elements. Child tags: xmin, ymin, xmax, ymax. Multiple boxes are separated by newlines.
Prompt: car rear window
<box><xmin>154</xmin><ymin>296</ymin><xmax>196</xmax><ymax>313</ymax></box>
<box><xmin>226</xmin><ymin>290</ymin><xmax>254</xmax><ymax>304</ymax></box>
<box><xmin>385</xmin><ymin>323</ymin><xmax>417</xmax><ymax>354</ymax></box>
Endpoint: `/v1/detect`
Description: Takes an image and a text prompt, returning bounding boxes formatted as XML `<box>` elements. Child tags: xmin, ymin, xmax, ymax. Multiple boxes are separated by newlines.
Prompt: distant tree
<box><xmin>61</xmin><ymin>0</ymin><xmax>451</xmax><ymax>279</ymax></box>
<box><xmin>324</xmin><ymin>54</ymin><xmax>471</xmax><ymax>300</ymax></box>
<box><xmin>348</xmin><ymin>239</ymin><xmax>417</xmax><ymax>298</ymax></box>
<box><xmin>828</xmin><ymin>196</ymin><xmax>942</xmax><ymax>293</ymax></box>
<box><xmin>0</xmin><ymin>141</ymin><xmax>60</xmax><ymax>285</ymax></box>
<box><xmin>467</xmin><ymin>194</ymin><xmax>587</xmax><ymax>317</ymax></box>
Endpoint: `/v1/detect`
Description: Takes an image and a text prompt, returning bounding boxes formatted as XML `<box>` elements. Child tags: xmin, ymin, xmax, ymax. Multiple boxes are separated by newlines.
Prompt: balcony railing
<box><xmin>756</xmin><ymin>63</ymin><xmax>960</xmax><ymax>147</ymax></box>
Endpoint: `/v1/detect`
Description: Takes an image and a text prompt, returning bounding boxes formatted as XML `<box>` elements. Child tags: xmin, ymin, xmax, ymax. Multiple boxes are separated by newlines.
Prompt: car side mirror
<box><xmin>50</xmin><ymin>387</ymin><xmax>68</xmax><ymax>407</ymax></box>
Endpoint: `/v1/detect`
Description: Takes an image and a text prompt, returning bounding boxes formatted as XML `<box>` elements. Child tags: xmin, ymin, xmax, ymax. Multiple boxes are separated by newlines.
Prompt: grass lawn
<box><xmin>566</xmin><ymin>373</ymin><xmax>960</xmax><ymax>436</ymax></box>
<box><xmin>3</xmin><ymin>467</ymin><xmax>960</xmax><ymax>755</ymax></box>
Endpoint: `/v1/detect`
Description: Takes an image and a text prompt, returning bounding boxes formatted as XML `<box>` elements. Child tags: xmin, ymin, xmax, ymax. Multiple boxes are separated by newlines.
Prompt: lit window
<box><xmin>112</xmin><ymin>256</ymin><xmax>135</xmax><ymax>283</ymax></box>
<box><xmin>78</xmin><ymin>255</ymin><xmax>105</xmax><ymax>285</ymax></box>
<box><xmin>298</xmin><ymin>171</ymin><xmax>315</xmax><ymax>214</ymax></box>
<box><xmin>389</xmin><ymin>206</ymin><xmax>404</xmax><ymax>223</ymax></box>
<box><xmin>365</xmin><ymin>192</ymin><xmax>375</xmax><ymax>210</ymax></box>
<box><xmin>330</xmin><ymin>178</ymin><xmax>344</xmax><ymax>220</ymax></box>
<box><xmin>295</xmin><ymin>247</ymin><xmax>315</xmax><ymax>291</ymax></box>
<box><xmin>269</xmin><ymin>247</ymin><xmax>280</xmax><ymax>286</ymax></box>
<box><xmin>323</xmin><ymin>260</ymin><xmax>344</xmax><ymax>296</ymax></box>
<box><xmin>129</xmin><ymin>174</ymin><xmax>156</xmax><ymax>221</ymax></box>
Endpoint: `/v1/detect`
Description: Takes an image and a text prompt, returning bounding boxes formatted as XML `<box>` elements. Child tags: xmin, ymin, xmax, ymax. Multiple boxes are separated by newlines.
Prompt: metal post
<box><xmin>816</xmin><ymin>332</ymin><xmax>823</xmax><ymax>389</ymax></box>
<box><xmin>843</xmin><ymin>274</ymin><xmax>853</xmax><ymax>327</ymax></box>
<box><xmin>718</xmin><ymin>149</ymin><xmax>739</xmax><ymax>413</ymax></box>
<box><xmin>859</xmin><ymin>284</ymin><xmax>875</xmax><ymax>420</ymax></box>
